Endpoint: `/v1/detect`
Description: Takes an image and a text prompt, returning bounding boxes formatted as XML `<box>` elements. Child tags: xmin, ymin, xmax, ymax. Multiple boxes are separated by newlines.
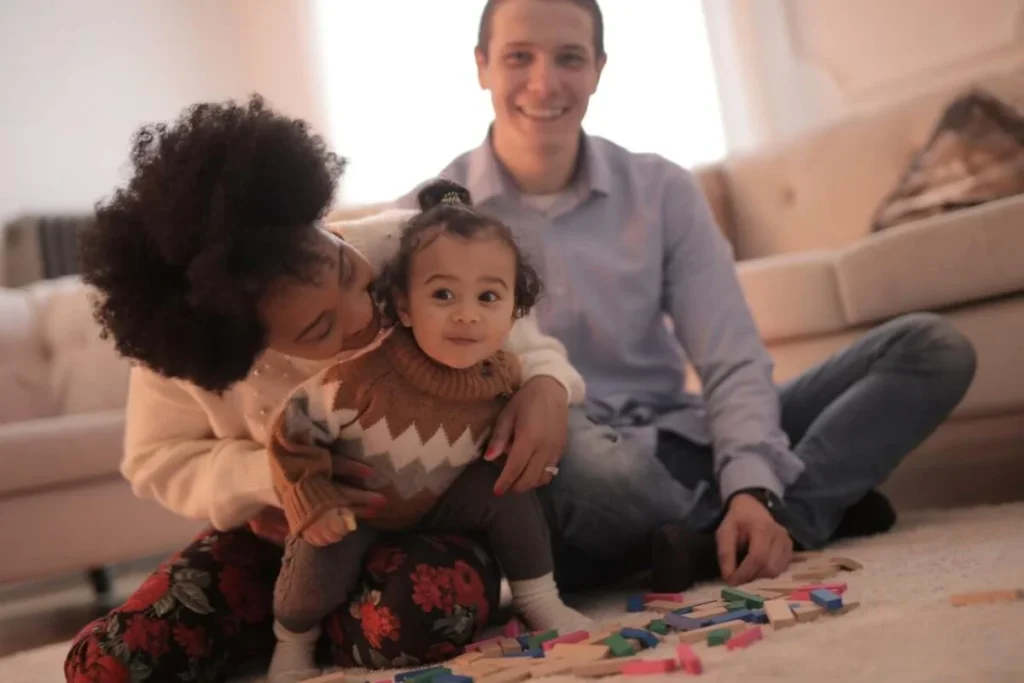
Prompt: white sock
<box><xmin>509</xmin><ymin>573</ymin><xmax>594</xmax><ymax>633</ymax></box>
<box><xmin>268</xmin><ymin>620</ymin><xmax>321</xmax><ymax>683</ymax></box>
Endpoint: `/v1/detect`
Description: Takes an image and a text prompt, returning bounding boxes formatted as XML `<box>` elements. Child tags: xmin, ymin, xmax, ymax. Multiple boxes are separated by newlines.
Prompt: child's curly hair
<box><xmin>376</xmin><ymin>179</ymin><xmax>542</xmax><ymax>324</ymax></box>
<box><xmin>80</xmin><ymin>94</ymin><xmax>345</xmax><ymax>393</ymax></box>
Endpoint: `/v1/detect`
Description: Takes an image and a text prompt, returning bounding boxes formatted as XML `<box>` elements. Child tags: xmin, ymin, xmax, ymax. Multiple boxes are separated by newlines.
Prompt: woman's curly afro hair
<box><xmin>81</xmin><ymin>94</ymin><xmax>345</xmax><ymax>394</ymax></box>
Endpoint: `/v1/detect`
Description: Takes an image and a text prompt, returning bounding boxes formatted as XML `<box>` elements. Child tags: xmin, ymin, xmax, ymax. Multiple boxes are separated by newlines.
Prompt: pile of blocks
<box><xmin>365</xmin><ymin>551</ymin><xmax>866</xmax><ymax>681</ymax></box>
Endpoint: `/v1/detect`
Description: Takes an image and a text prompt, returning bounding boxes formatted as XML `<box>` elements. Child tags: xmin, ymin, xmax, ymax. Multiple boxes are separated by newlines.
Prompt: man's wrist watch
<box><xmin>727</xmin><ymin>487</ymin><xmax>788</xmax><ymax>526</ymax></box>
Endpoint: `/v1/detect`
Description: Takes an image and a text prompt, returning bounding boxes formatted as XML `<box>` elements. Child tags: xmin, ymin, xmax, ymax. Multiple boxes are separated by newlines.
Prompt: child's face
<box><xmin>261</xmin><ymin>227</ymin><xmax>381</xmax><ymax>361</ymax></box>
<box><xmin>397</xmin><ymin>230</ymin><xmax>518</xmax><ymax>369</ymax></box>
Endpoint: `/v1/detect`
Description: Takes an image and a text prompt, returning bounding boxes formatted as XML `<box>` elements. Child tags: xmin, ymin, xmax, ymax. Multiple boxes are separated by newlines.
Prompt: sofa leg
<box><xmin>87</xmin><ymin>565</ymin><xmax>115</xmax><ymax>602</ymax></box>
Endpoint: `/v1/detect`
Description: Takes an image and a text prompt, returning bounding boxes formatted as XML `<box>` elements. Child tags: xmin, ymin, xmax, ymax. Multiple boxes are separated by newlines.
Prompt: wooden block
<box><xmin>725</xmin><ymin>626</ymin><xmax>764</xmax><ymax>651</ymax></box>
<box><xmin>829</xmin><ymin>600</ymin><xmax>861</xmax><ymax>616</ymax></box>
<box><xmin>546</xmin><ymin>643</ymin><xmax>609</xmax><ymax>661</ymax></box>
<box><xmin>792</xmin><ymin>566</ymin><xmax>840</xmax><ymax>581</ymax></box>
<box><xmin>831</xmin><ymin>556</ymin><xmax>864</xmax><ymax>571</ymax></box>
<box><xmin>601</xmin><ymin>634</ymin><xmax>636</xmax><ymax>658</ymax></box>
<box><xmin>677</xmin><ymin>621</ymin><xmax>747</xmax><ymax>644</ymax></box>
<box><xmin>810</xmin><ymin>588</ymin><xmax>843</xmax><ymax>610</ymax></box>
<box><xmin>763</xmin><ymin>598</ymin><xmax>796</xmax><ymax>629</ymax></box>
<box><xmin>706</xmin><ymin>628</ymin><xmax>732</xmax><ymax>647</ymax></box>
<box><xmin>621</xmin><ymin>659</ymin><xmax>677</xmax><ymax>675</ymax></box>
<box><xmin>721</xmin><ymin>587</ymin><xmax>765</xmax><ymax>608</ymax></box>
<box><xmin>498</xmin><ymin>638</ymin><xmax>523</xmax><ymax>654</ymax></box>
<box><xmin>479</xmin><ymin>668</ymin><xmax>531</xmax><ymax>683</ymax></box>
<box><xmin>663</xmin><ymin>612</ymin><xmax>705</xmax><ymax>631</ymax></box>
<box><xmin>751</xmin><ymin>589</ymin><xmax>786</xmax><ymax>600</ymax></box>
<box><xmin>675</xmin><ymin>643</ymin><xmax>703</xmax><ymax>675</ymax></box>
<box><xmin>789</xmin><ymin>582</ymin><xmax>848</xmax><ymax>601</ymax></box>
<box><xmin>572</xmin><ymin>658</ymin><xmax>636</xmax><ymax>678</ymax></box>
<box><xmin>526</xmin><ymin>660</ymin><xmax>575</xmax><ymax>678</ymax></box>
<box><xmin>792</xmin><ymin>551</ymin><xmax>823</xmax><ymax>563</ymax></box>
<box><xmin>644</xmin><ymin>592</ymin><xmax>685</xmax><ymax>603</ymax></box>
<box><xmin>451</xmin><ymin>651</ymin><xmax>485</xmax><ymax>666</ymax></box>
<box><xmin>754</xmin><ymin>581</ymin><xmax>808</xmax><ymax>593</ymax></box>
<box><xmin>541</xmin><ymin>630</ymin><xmax>588</xmax><ymax>650</ymax></box>
<box><xmin>791</xmin><ymin>602</ymin><xmax>825</xmax><ymax>622</ymax></box>
<box><xmin>688</xmin><ymin>604</ymin><xmax>728</xmax><ymax>619</ymax></box>
<box><xmin>950</xmin><ymin>590</ymin><xmax>1023</xmax><ymax>607</ymax></box>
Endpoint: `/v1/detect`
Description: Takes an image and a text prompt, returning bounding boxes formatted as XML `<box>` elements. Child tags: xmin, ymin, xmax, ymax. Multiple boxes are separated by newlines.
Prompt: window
<box><xmin>312</xmin><ymin>0</ymin><xmax>726</xmax><ymax>205</ymax></box>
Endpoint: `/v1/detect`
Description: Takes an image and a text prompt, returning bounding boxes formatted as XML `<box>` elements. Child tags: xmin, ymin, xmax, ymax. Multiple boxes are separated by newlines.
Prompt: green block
<box><xmin>408</xmin><ymin>667</ymin><xmax>452</xmax><ymax>683</ymax></box>
<box><xmin>602</xmin><ymin>634</ymin><xmax>637</xmax><ymax>658</ymax></box>
<box><xmin>647</xmin><ymin>619</ymin><xmax>669</xmax><ymax>635</ymax></box>
<box><xmin>527</xmin><ymin>629</ymin><xmax>559</xmax><ymax>649</ymax></box>
<box><xmin>726</xmin><ymin>600</ymin><xmax>747</xmax><ymax>611</ymax></box>
<box><xmin>706</xmin><ymin>628</ymin><xmax>732</xmax><ymax>647</ymax></box>
<box><xmin>721</xmin><ymin>587</ymin><xmax>765</xmax><ymax>609</ymax></box>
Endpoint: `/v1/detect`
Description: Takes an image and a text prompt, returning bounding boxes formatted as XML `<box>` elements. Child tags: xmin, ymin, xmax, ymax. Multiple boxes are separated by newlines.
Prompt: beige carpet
<box><xmin>5</xmin><ymin>503</ymin><xmax>1023</xmax><ymax>683</ymax></box>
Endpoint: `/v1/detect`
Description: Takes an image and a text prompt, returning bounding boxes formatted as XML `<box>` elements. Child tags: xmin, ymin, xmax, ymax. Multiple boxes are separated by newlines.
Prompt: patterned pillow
<box><xmin>871</xmin><ymin>89</ymin><xmax>1024</xmax><ymax>232</ymax></box>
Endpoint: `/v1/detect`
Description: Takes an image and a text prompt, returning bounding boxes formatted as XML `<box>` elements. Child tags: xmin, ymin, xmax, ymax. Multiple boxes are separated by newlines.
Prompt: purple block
<box><xmin>664</xmin><ymin>612</ymin><xmax>705</xmax><ymax>631</ymax></box>
<box><xmin>707</xmin><ymin>609</ymin><xmax>752</xmax><ymax>625</ymax></box>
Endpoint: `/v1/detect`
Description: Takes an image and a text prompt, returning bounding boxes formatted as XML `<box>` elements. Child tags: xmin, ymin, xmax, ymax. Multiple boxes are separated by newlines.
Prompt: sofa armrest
<box><xmin>0</xmin><ymin>409</ymin><xmax>126</xmax><ymax>497</ymax></box>
<box><xmin>737</xmin><ymin>250</ymin><xmax>847</xmax><ymax>343</ymax></box>
<box><xmin>837</xmin><ymin>194</ymin><xmax>1024</xmax><ymax>326</ymax></box>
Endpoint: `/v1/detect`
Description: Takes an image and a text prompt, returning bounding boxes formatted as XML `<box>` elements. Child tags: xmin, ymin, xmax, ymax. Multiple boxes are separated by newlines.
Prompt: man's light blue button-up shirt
<box><xmin>395</xmin><ymin>131</ymin><xmax>805</xmax><ymax>502</ymax></box>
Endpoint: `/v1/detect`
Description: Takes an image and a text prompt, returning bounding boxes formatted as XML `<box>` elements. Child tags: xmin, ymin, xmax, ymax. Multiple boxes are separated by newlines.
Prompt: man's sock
<box><xmin>267</xmin><ymin>620</ymin><xmax>321</xmax><ymax>683</ymax></box>
<box><xmin>832</xmin><ymin>489</ymin><xmax>897</xmax><ymax>541</ymax></box>
<box><xmin>510</xmin><ymin>573</ymin><xmax>594</xmax><ymax>633</ymax></box>
<box><xmin>651</xmin><ymin>522</ymin><xmax>720</xmax><ymax>592</ymax></box>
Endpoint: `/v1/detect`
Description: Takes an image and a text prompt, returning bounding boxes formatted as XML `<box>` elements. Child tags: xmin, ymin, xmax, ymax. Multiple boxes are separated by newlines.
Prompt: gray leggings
<box><xmin>274</xmin><ymin>458</ymin><xmax>552</xmax><ymax>633</ymax></box>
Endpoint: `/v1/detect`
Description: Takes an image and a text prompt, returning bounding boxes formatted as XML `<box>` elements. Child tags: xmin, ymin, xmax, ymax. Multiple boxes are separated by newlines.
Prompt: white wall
<box><xmin>705</xmin><ymin>0</ymin><xmax>1024</xmax><ymax>152</ymax></box>
<box><xmin>0</xmin><ymin>0</ymin><xmax>327</xmax><ymax>226</ymax></box>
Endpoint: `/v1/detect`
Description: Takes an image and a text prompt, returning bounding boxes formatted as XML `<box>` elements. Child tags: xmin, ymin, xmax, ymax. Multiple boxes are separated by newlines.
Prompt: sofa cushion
<box><xmin>0</xmin><ymin>287</ymin><xmax>53</xmax><ymax>424</ymax></box>
<box><xmin>836</xmin><ymin>193</ymin><xmax>1024</xmax><ymax>326</ymax></box>
<box><xmin>0</xmin><ymin>409</ymin><xmax>126</xmax><ymax>498</ymax></box>
<box><xmin>872</xmin><ymin>90</ymin><xmax>1024</xmax><ymax>232</ymax></box>
<box><xmin>737</xmin><ymin>250</ymin><xmax>847</xmax><ymax>342</ymax></box>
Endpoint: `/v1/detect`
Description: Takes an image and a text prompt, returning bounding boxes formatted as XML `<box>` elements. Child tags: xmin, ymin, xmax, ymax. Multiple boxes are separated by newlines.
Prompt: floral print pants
<box><xmin>64</xmin><ymin>527</ymin><xmax>501</xmax><ymax>682</ymax></box>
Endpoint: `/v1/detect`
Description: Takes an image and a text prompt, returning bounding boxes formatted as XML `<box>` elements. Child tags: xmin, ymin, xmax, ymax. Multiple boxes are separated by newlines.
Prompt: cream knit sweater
<box><xmin>120</xmin><ymin>208</ymin><xmax>585</xmax><ymax>531</ymax></box>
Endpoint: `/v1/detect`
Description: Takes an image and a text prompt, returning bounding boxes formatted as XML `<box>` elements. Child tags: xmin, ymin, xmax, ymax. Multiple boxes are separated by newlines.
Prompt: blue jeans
<box><xmin>539</xmin><ymin>313</ymin><xmax>976</xmax><ymax>587</ymax></box>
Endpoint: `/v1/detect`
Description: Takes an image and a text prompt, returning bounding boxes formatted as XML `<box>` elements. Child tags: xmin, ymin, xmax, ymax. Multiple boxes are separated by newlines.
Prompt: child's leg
<box><xmin>270</xmin><ymin>527</ymin><xmax>377</xmax><ymax>681</ymax></box>
<box><xmin>419</xmin><ymin>460</ymin><xmax>592</xmax><ymax>632</ymax></box>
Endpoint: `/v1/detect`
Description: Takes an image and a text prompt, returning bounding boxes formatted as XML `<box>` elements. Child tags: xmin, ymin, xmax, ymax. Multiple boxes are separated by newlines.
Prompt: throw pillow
<box><xmin>871</xmin><ymin>89</ymin><xmax>1024</xmax><ymax>231</ymax></box>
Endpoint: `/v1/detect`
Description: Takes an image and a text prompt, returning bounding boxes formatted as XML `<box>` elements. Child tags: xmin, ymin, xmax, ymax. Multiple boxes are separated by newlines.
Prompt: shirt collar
<box><xmin>466</xmin><ymin>126</ymin><xmax>612</xmax><ymax>205</ymax></box>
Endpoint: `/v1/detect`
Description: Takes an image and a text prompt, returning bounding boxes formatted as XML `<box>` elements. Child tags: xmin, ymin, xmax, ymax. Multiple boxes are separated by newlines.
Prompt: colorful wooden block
<box><xmin>950</xmin><ymin>590</ymin><xmax>1023</xmax><ymax>607</ymax></box>
<box><xmin>396</xmin><ymin>667</ymin><xmax>450</xmax><ymax>682</ymax></box>
<box><xmin>675</xmin><ymin>642</ymin><xmax>703</xmax><ymax>675</ymax></box>
<box><xmin>810</xmin><ymin>588</ymin><xmax>843</xmax><ymax>610</ymax></box>
<box><xmin>645</xmin><ymin>592</ymin><xmax>685</xmax><ymax>602</ymax></box>
<box><xmin>793</xmin><ymin>566</ymin><xmax>840</xmax><ymax>581</ymax></box>
<box><xmin>497</xmin><ymin>638</ymin><xmax>522</xmax><ymax>654</ymax></box>
<box><xmin>478</xmin><ymin>669</ymin><xmax>530</xmax><ymax>683</ymax></box>
<box><xmin>626</xmin><ymin>595</ymin><xmax>646</xmax><ymax>612</ymax></box>
<box><xmin>706</xmin><ymin>628</ymin><xmax>732</xmax><ymax>646</ymax></box>
<box><xmin>546</xmin><ymin>643</ymin><xmax>609</xmax><ymax>660</ymax></box>
<box><xmin>601</xmin><ymin>634</ymin><xmax>636</xmax><ymax>658</ymax></box>
<box><xmin>619</xmin><ymin>627</ymin><xmax>659</xmax><ymax>649</ymax></box>
<box><xmin>621</xmin><ymin>659</ymin><xmax>678</xmax><ymax>675</ymax></box>
<box><xmin>790</xmin><ymin>582</ymin><xmax>848</xmax><ymax>601</ymax></box>
<box><xmin>747</xmin><ymin>609</ymin><xmax>769</xmax><ymax>624</ymax></box>
<box><xmin>721</xmin><ymin>587</ymin><xmax>765</xmax><ymax>608</ymax></box>
<box><xmin>465</xmin><ymin>637</ymin><xmax>502</xmax><ymax>653</ymax></box>
<box><xmin>502</xmin><ymin>619</ymin><xmax>524</xmax><ymax>638</ymax></box>
<box><xmin>664</xmin><ymin>612</ymin><xmax>705</xmax><ymax>631</ymax></box>
<box><xmin>646</xmin><ymin>619</ymin><xmax>669</xmax><ymax>635</ymax></box>
<box><xmin>541</xmin><ymin>630</ymin><xmax>589</xmax><ymax>650</ymax></box>
<box><xmin>791</xmin><ymin>602</ymin><xmax>824</xmax><ymax>622</ymax></box>
<box><xmin>764</xmin><ymin>599</ymin><xmax>796</xmax><ymax>629</ymax></box>
<box><xmin>677</xmin><ymin>621</ymin><xmax>747</xmax><ymax>644</ymax></box>
<box><xmin>726</xmin><ymin>599</ymin><xmax>750</xmax><ymax>610</ymax></box>
<box><xmin>726</xmin><ymin>626</ymin><xmax>764</xmax><ymax>651</ymax></box>
<box><xmin>706</xmin><ymin>608</ymin><xmax>753</xmax><ymax>626</ymax></box>
<box><xmin>432</xmin><ymin>676</ymin><xmax>473</xmax><ymax>683</ymax></box>
<box><xmin>526</xmin><ymin>630</ymin><xmax>559</xmax><ymax>649</ymax></box>
<box><xmin>501</xmin><ymin>648</ymin><xmax>543</xmax><ymax>659</ymax></box>
<box><xmin>571</xmin><ymin>658</ymin><xmax>634</xmax><ymax>678</ymax></box>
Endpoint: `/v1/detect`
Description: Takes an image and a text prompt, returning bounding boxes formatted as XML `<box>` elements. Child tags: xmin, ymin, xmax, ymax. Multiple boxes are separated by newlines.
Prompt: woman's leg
<box><xmin>64</xmin><ymin>527</ymin><xmax>283</xmax><ymax>683</ymax></box>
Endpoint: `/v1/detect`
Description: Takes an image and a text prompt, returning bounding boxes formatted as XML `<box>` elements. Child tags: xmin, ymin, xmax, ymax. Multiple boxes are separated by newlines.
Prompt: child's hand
<box><xmin>302</xmin><ymin>507</ymin><xmax>357</xmax><ymax>547</ymax></box>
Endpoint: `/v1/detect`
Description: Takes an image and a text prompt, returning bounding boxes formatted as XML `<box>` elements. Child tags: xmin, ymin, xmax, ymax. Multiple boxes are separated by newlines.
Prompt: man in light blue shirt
<box><xmin>396</xmin><ymin>0</ymin><xmax>976</xmax><ymax>590</ymax></box>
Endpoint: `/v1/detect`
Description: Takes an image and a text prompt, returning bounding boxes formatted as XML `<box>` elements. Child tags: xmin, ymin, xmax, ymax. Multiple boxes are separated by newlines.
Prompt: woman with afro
<box><xmin>65</xmin><ymin>94</ymin><xmax>583</xmax><ymax>682</ymax></box>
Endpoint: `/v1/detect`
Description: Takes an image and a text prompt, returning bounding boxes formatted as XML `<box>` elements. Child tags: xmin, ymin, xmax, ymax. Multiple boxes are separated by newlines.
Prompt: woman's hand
<box><xmin>485</xmin><ymin>376</ymin><xmax>569</xmax><ymax>495</ymax></box>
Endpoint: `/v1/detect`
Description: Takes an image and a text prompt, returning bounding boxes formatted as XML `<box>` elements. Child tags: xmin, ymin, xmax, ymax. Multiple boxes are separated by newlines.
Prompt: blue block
<box><xmin>504</xmin><ymin>648</ymin><xmax>544</xmax><ymax>658</ymax></box>
<box><xmin>433</xmin><ymin>677</ymin><xmax>473</xmax><ymax>683</ymax></box>
<box><xmin>619</xmin><ymin>627</ymin><xmax>659</xmax><ymax>648</ymax></box>
<box><xmin>397</xmin><ymin>667</ymin><xmax>446</xmax><ymax>682</ymax></box>
<box><xmin>810</xmin><ymin>588</ymin><xmax>843</xmax><ymax>610</ymax></box>
<box><xmin>664</xmin><ymin>612</ymin><xmax>705</xmax><ymax>631</ymax></box>
<box><xmin>516</xmin><ymin>635</ymin><xmax>531</xmax><ymax>650</ymax></box>
<box><xmin>626</xmin><ymin>595</ymin><xmax>646</xmax><ymax>613</ymax></box>
<box><xmin>707</xmin><ymin>609</ymin><xmax>753</xmax><ymax>626</ymax></box>
<box><xmin>747</xmin><ymin>609</ymin><xmax>769</xmax><ymax>624</ymax></box>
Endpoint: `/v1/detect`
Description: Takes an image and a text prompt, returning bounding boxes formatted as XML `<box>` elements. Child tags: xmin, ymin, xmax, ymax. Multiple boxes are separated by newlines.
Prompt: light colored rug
<box><xmin>5</xmin><ymin>503</ymin><xmax>1023</xmax><ymax>683</ymax></box>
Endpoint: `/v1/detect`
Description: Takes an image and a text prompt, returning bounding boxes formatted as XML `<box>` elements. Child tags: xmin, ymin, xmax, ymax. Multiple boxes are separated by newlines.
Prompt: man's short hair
<box><xmin>476</xmin><ymin>0</ymin><xmax>605</xmax><ymax>59</ymax></box>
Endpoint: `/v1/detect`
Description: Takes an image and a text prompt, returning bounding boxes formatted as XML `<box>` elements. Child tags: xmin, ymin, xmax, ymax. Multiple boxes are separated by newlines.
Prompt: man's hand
<box><xmin>716</xmin><ymin>493</ymin><xmax>792</xmax><ymax>585</ymax></box>
<box><xmin>301</xmin><ymin>507</ymin><xmax>355</xmax><ymax>547</ymax></box>
<box><xmin>485</xmin><ymin>376</ymin><xmax>569</xmax><ymax>495</ymax></box>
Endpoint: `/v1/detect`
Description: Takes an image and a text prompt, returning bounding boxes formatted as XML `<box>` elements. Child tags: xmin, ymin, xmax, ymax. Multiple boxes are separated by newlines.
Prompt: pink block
<box><xmin>503</xmin><ymin>619</ymin><xmax>525</xmax><ymax>638</ymax></box>
<box><xmin>675</xmin><ymin>642</ymin><xmax>703</xmax><ymax>675</ymax></box>
<box><xmin>644</xmin><ymin>592</ymin><xmax>685</xmax><ymax>603</ymax></box>
<box><xmin>542</xmin><ymin>630</ymin><xmax>590</xmax><ymax>650</ymax></box>
<box><xmin>790</xmin><ymin>582</ymin><xmax>847</xmax><ymax>601</ymax></box>
<box><xmin>622</xmin><ymin>659</ymin><xmax>678</xmax><ymax>675</ymax></box>
<box><xmin>726</xmin><ymin>626</ymin><xmax>764</xmax><ymax>651</ymax></box>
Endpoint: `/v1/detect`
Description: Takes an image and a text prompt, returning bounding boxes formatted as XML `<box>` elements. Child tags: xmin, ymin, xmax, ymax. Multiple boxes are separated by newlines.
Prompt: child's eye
<box><xmin>431</xmin><ymin>289</ymin><xmax>454</xmax><ymax>301</ymax></box>
<box><xmin>479</xmin><ymin>291</ymin><xmax>500</xmax><ymax>303</ymax></box>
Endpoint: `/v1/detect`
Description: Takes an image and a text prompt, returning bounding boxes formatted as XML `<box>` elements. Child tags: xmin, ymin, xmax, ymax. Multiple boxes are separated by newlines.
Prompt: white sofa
<box><xmin>0</xmin><ymin>274</ymin><xmax>204</xmax><ymax>587</ymax></box>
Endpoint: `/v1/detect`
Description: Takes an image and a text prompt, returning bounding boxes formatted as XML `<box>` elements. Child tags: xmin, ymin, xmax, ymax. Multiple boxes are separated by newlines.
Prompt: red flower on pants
<box><xmin>123</xmin><ymin>615</ymin><xmax>171</xmax><ymax>658</ymax></box>
<box><xmin>218</xmin><ymin>565</ymin><xmax>269</xmax><ymax>624</ymax></box>
<box><xmin>210</xmin><ymin>532</ymin><xmax>262</xmax><ymax>568</ymax></box>
<box><xmin>357</xmin><ymin>600</ymin><xmax>400</xmax><ymax>650</ymax></box>
<box><xmin>449</xmin><ymin>561</ymin><xmax>488</xmax><ymax>619</ymax></box>
<box><xmin>65</xmin><ymin>624</ymin><xmax>130</xmax><ymax>683</ymax></box>
<box><xmin>410</xmin><ymin>565</ymin><xmax>453</xmax><ymax>613</ymax></box>
<box><xmin>366</xmin><ymin>546</ymin><xmax>407</xmax><ymax>577</ymax></box>
<box><xmin>121</xmin><ymin>569</ymin><xmax>171</xmax><ymax>612</ymax></box>
<box><xmin>172</xmin><ymin>623</ymin><xmax>208</xmax><ymax>659</ymax></box>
